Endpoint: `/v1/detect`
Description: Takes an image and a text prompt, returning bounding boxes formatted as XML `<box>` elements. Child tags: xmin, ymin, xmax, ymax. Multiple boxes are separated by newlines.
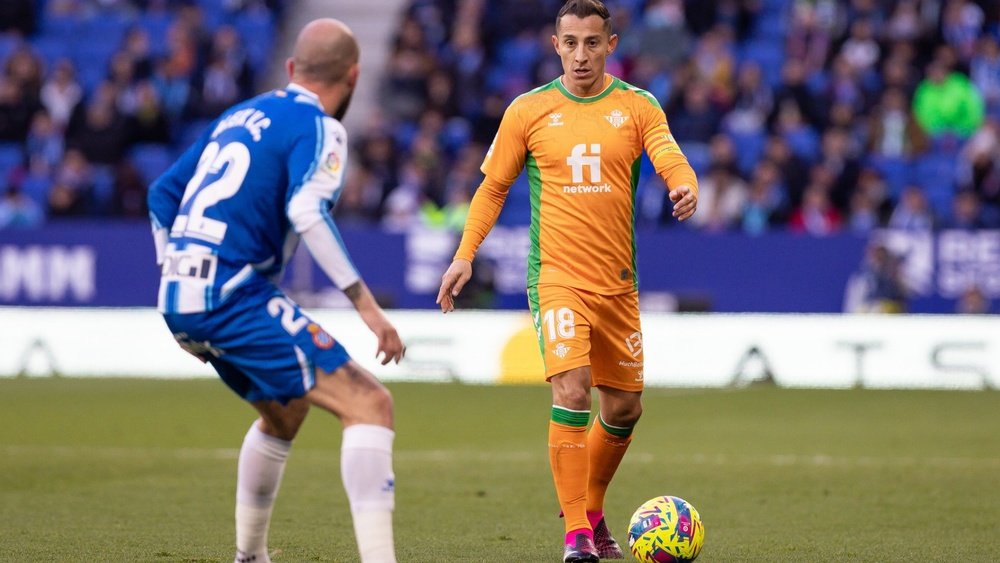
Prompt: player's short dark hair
<box><xmin>556</xmin><ymin>0</ymin><xmax>613</xmax><ymax>35</ymax></box>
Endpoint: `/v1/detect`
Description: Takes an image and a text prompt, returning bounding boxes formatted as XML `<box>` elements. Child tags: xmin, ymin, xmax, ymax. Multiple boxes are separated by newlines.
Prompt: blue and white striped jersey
<box><xmin>148</xmin><ymin>83</ymin><xmax>359</xmax><ymax>314</ymax></box>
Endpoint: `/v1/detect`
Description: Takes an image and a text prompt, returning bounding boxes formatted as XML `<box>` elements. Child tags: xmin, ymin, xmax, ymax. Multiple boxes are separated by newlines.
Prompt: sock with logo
<box><xmin>586</xmin><ymin>415</ymin><xmax>634</xmax><ymax>516</ymax></box>
<box><xmin>234</xmin><ymin>422</ymin><xmax>290</xmax><ymax>563</ymax></box>
<box><xmin>549</xmin><ymin>406</ymin><xmax>591</xmax><ymax>538</ymax></box>
<box><xmin>341</xmin><ymin>424</ymin><xmax>397</xmax><ymax>563</ymax></box>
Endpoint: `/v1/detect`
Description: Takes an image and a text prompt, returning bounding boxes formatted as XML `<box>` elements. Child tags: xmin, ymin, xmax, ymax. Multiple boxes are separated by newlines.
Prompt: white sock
<box><xmin>341</xmin><ymin>424</ymin><xmax>396</xmax><ymax>563</ymax></box>
<box><xmin>234</xmin><ymin>422</ymin><xmax>291</xmax><ymax>563</ymax></box>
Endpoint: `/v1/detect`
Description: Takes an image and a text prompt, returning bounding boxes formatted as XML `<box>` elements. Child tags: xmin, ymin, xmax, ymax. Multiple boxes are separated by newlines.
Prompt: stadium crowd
<box><xmin>2</xmin><ymin>0</ymin><xmax>1000</xmax><ymax>236</ymax></box>
<box><xmin>0</xmin><ymin>0</ymin><xmax>280</xmax><ymax>227</ymax></box>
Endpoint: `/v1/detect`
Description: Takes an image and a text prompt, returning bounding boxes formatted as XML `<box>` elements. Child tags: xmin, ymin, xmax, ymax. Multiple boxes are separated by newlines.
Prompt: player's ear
<box><xmin>346</xmin><ymin>63</ymin><xmax>360</xmax><ymax>88</ymax></box>
<box><xmin>551</xmin><ymin>34</ymin><xmax>559</xmax><ymax>53</ymax></box>
<box><xmin>607</xmin><ymin>33</ymin><xmax>618</xmax><ymax>54</ymax></box>
<box><xmin>286</xmin><ymin>57</ymin><xmax>295</xmax><ymax>80</ymax></box>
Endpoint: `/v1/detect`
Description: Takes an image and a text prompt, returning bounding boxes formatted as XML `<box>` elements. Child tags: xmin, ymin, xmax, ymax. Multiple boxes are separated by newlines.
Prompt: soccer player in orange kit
<box><xmin>437</xmin><ymin>1</ymin><xmax>698</xmax><ymax>561</ymax></box>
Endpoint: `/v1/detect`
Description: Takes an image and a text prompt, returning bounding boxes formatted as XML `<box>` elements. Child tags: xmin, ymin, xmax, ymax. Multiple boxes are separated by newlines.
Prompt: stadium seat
<box><xmin>725</xmin><ymin>129</ymin><xmax>767</xmax><ymax>176</ymax></box>
<box><xmin>783</xmin><ymin>126</ymin><xmax>820</xmax><ymax>163</ymax></box>
<box><xmin>234</xmin><ymin>10</ymin><xmax>275</xmax><ymax>68</ymax></box>
<box><xmin>681</xmin><ymin>142</ymin><xmax>711</xmax><ymax>176</ymax></box>
<box><xmin>738</xmin><ymin>39</ymin><xmax>785</xmax><ymax>88</ymax></box>
<box><xmin>911</xmin><ymin>153</ymin><xmax>958</xmax><ymax>216</ymax></box>
<box><xmin>30</xmin><ymin>35</ymin><xmax>70</xmax><ymax>67</ymax></box>
<box><xmin>138</xmin><ymin>11</ymin><xmax>175</xmax><ymax>58</ymax></box>
<box><xmin>867</xmin><ymin>155</ymin><xmax>910</xmax><ymax>200</ymax></box>
<box><xmin>130</xmin><ymin>144</ymin><xmax>176</xmax><ymax>186</ymax></box>
<box><xmin>0</xmin><ymin>143</ymin><xmax>25</xmax><ymax>182</ymax></box>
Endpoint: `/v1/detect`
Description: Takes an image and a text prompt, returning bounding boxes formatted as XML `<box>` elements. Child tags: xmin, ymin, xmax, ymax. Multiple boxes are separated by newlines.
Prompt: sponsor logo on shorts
<box><xmin>625</xmin><ymin>331</ymin><xmax>643</xmax><ymax>357</ymax></box>
<box><xmin>307</xmin><ymin>323</ymin><xmax>335</xmax><ymax>349</ymax></box>
<box><xmin>553</xmin><ymin>342</ymin><xmax>571</xmax><ymax>358</ymax></box>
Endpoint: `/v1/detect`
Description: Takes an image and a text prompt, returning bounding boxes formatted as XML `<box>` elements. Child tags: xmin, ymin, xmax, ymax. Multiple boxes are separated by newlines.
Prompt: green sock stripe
<box><xmin>599</xmin><ymin>415</ymin><xmax>634</xmax><ymax>437</ymax></box>
<box><xmin>551</xmin><ymin>406</ymin><xmax>590</xmax><ymax>427</ymax></box>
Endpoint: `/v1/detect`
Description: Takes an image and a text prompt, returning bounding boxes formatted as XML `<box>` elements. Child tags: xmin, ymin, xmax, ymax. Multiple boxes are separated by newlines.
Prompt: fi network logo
<box><xmin>566</xmin><ymin>143</ymin><xmax>601</xmax><ymax>183</ymax></box>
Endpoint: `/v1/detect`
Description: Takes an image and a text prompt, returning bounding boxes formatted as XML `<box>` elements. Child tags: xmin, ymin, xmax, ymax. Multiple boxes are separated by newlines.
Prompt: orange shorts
<box><xmin>528</xmin><ymin>284</ymin><xmax>644</xmax><ymax>392</ymax></box>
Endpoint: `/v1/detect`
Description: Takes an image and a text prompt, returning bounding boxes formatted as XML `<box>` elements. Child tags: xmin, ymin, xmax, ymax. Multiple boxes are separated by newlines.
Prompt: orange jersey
<box><xmin>456</xmin><ymin>74</ymin><xmax>698</xmax><ymax>294</ymax></box>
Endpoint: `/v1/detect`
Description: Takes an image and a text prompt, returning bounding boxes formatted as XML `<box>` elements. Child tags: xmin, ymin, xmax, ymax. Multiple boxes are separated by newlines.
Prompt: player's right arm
<box><xmin>437</xmin><ymin>101</ymin><xmax>527</xmax><ymax>312</ymax></box>
<box><xmin>147</xmin><ymin>127</ymin><xmax>213</xmax><ymax>264</ymax></box>
<box><xmin>285</xmin><ymin>114</ymin><xmax>404</xmax><ymax>364</ymax></box>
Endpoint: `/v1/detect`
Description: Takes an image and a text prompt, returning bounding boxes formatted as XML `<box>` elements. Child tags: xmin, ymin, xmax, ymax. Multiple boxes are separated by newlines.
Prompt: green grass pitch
<box><xmin>1</xmin><ymin>378</ymin><xmax>998</xmax><ymax>562</ymax></box>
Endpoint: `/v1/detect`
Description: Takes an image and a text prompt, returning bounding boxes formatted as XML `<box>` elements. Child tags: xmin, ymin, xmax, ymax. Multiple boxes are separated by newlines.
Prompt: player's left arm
<box><xmin>639</xmin><ymin>98</ymin><xmax>699</xmax><ymax>221</ymax></box>
<box><xmin>286</xmin><ymin>116</ymin><xmax>404</xmax><ymax>364</ymax></box>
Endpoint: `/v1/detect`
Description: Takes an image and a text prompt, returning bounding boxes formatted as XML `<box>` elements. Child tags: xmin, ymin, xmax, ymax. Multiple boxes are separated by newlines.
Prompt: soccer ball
<box><xmin>627</xmin><ymin>495</ymin><xmax>705</xmax><ymax>562</ymax></box>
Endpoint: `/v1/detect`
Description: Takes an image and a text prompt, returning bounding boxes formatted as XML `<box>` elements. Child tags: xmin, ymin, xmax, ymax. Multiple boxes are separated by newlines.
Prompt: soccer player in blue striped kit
<box><xmin>147</xmin><ymin>19</ymin><xmax>404</xmax><ymax>563</ymax></box>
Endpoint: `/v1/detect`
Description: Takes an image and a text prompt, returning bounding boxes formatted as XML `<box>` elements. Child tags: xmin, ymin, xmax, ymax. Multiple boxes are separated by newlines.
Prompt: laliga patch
<box><xmin>324</xmin><ymin>151</ymin><xmax>341</xmax><ymax>173</ymax></box>
<box><xmin>307</xmin><ymin>323</ymin><xmax>335</xmax><ymax>349</ymax></box>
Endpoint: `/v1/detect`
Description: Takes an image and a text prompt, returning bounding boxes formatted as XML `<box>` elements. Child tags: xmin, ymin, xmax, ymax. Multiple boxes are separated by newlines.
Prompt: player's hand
<box><xmin>669</xmin><ymin>184</ymin><xmax>697</xmax><ymax>221</ymax></box>
<box><xmin>436</xmin><ymin>259</ymin><xmax>472</xmax><ymax>313</ymax></box>
<box><xmin>373</xmin><ymin>321</ymin><xmax>406</xmax><ymax>365</ymax></box>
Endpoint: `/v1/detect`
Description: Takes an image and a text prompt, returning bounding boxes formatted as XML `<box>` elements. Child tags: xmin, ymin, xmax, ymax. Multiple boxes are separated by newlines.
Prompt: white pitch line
<box><xmin>2</xmin><ymin>445</ymin><xmax>998</xmax><ymax>469</ymax></box>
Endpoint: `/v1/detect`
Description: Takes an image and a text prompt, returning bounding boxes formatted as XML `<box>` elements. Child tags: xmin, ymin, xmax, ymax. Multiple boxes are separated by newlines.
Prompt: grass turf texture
<box><xmin>1</xmin><ymin>378</ymin><xmax>998</xmax><ymax>562</ymax></box>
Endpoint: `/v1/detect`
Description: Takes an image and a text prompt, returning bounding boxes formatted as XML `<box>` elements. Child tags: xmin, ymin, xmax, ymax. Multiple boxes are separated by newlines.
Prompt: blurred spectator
<box><xmin>111</xmin><ymin>161</ymin><xmax>148</xmax><ymax>217</ymax></box>
<box><xmin>844</xmin><ymin>242</ymin><xmax>909</xmax><ymax>313</ymax></box>
<box><xmin>788</xmin><ymin>183</ymin><xmax>842</xmax><ymax>235</ymax></box>
<box><xmin>740</xmin><ymin>159</ymin><xmax>786</xmax><ymax>234</ymax></box>
<box><xmin>888</xmin><ymin>185</ymin><xmax>936</xmax><ymax>230</ymax></box>
<box><xmin>956</xmin><ymin>285</ymin><xmax>992</xmax><ymax>314</ymax></box>
<box><xmin>0</xmin><ymin>0</ymin><xmax>36</xmax><ymax>36</ymax></box>
<box><xmin>940</xmin><ymin>189</ymin><xmax>998</xmax><ymax>229</ymax></box>
<box><xmin>26</xmin><ymin>110</ymin><xmax>64</xmax><ymax>173</ymax></box>
<box><xmin>0</xmin><ymin>184</ymin><xmax>43</xmax><ymax>229</ymax></box>
<box><xmin>120</xmin><ymin>27</ymin><xmax>155</xmax><ymax>81</ymax></box>
<box><xmin>688</xmin><ymin>163</ymin><xmax>746</xmax><ymax>232</ymax></box>
<box><xmin>667</xmin><ymin>80</ymin><xmax>721</xmax><ymax>144</ymax></box>
<box><xmin>959</xmin><ymin>117</ymin><xmax>1000</xmax><ymax>209</ymax></box>
<box><xmin>912</xmin><ymin>59</ymin><xmax>984</xmax><ymax>138</ymax></box>
<box><xmin>40</xmin><ymin>60</ymin><xmax>83</xmax><ymax>131</ymax></box>
<box><xmin>66</xmin><ymin>82</ymin><xmax>131</xmax><ymax>165</ymax></box>
<box><xmin>787</xmin><ymin>0</ymin><xmax>837</xmax><ymax>74</ymax></box>
<box><xmin>846</xmin><ymin>167</ymin><xmax>892</xmax><ymax>233</ymax></box>
<box><xmin>970</xmin><ymin>35</ymin><xmax>1000</xmax><ymax>117</ymax></box>
<box><xmin>4</xmin><ymin>47</ymin><xmax>43</xmax><ymax>99</ymax></box>
<box><xmin>723</xmin><ymin>62</ymin><xmax>771</xmax><ymax>137</ymax></box>
<box><xmin>128</xmin><ymin>81</ymin><xmax>171</xmax><ymax>144</ymax></box>
<box><xmin>867</xmin><ymin>87</ymin><xmax>928</xmax><ymax>158</ymax></box>
<box><xmin>47</xmin><ymin>149</ymin><xmax>93</xmax><ymax>217</ymax></box>
<box><xmin>0</xmin><ymin>78</ymin><xmax>40</xmax><ymax>142</ymax></box>
<box><xmin>770</xmin><ymin>58</ymin><xmax>826</xmax><ymax>131</ymax></box>
<box><xmin>941</xmin><ymin>0</ymin><xmax>983</xmax><ymax>62</ymax></box>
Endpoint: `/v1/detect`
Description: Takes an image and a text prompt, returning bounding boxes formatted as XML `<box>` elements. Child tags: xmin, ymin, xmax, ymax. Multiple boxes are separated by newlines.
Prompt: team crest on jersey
<box><xmin>548</xmin><ymin>113</ymin><xmax>564</xmax><ymax>127</ymax></box>
<box><xmin>324</xmin><ymin>151</ymin><xmax>341</xmax><ymax>173</ymax></box>
<box><xmin>307</xmin><ymin>323</ymin><xmax>335</xmax><ymax>349</ymax></box>
<box><xmin>605</xmin><ymin>109</ymin><xmax>629</xmax><ymax>128</ymax></box>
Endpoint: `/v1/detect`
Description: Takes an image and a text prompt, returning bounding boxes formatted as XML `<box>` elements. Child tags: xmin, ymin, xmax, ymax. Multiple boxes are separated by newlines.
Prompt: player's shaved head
<box><xmin>291</xmin><ymin>18</ymin><xmax>359</xmax><ymax>85</ymax></box>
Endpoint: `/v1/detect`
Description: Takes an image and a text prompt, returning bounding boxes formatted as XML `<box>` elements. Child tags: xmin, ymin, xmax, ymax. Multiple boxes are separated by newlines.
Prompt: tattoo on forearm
<box><xmin>343</xmin><ymin>281</ymin><xmax>363</xmax><ymax>302</ymax></box>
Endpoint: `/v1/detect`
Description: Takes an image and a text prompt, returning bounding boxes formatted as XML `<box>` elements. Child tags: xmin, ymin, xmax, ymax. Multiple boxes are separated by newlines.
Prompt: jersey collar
<box><xmin>286</xmin><ymin>82</ymin><xmax>324</xmax><ymax>111</ymax></box>
<box><xmin>555</xmin><ymin>74</ymin><xmax>619</xmax><ymax>103</ymax></box>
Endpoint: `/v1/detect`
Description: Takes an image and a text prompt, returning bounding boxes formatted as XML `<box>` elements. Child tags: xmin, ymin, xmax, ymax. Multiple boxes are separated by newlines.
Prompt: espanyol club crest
<box><xmin>307</xmin><ymin>323</ymin><xmax>335</xmax><ymax>349</ymax></box>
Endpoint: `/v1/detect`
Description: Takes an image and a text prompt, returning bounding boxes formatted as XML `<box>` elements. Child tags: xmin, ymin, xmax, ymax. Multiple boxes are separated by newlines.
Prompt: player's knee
<box><xmin>605</xmin><ymin>401</ymin><xmax>642</xmax><ymax>428</ymax></box>
<box><xmin>370</xmin><ymin>384</ymin><xmax>394</xmax><ymax>419</ymax></box>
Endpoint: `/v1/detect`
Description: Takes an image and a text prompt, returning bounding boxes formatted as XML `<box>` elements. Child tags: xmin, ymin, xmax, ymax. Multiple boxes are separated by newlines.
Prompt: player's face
<box><xmin>552</xmin><ymin>15</ymin><xmax>618</xmax><ymax>97</ymax></box>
